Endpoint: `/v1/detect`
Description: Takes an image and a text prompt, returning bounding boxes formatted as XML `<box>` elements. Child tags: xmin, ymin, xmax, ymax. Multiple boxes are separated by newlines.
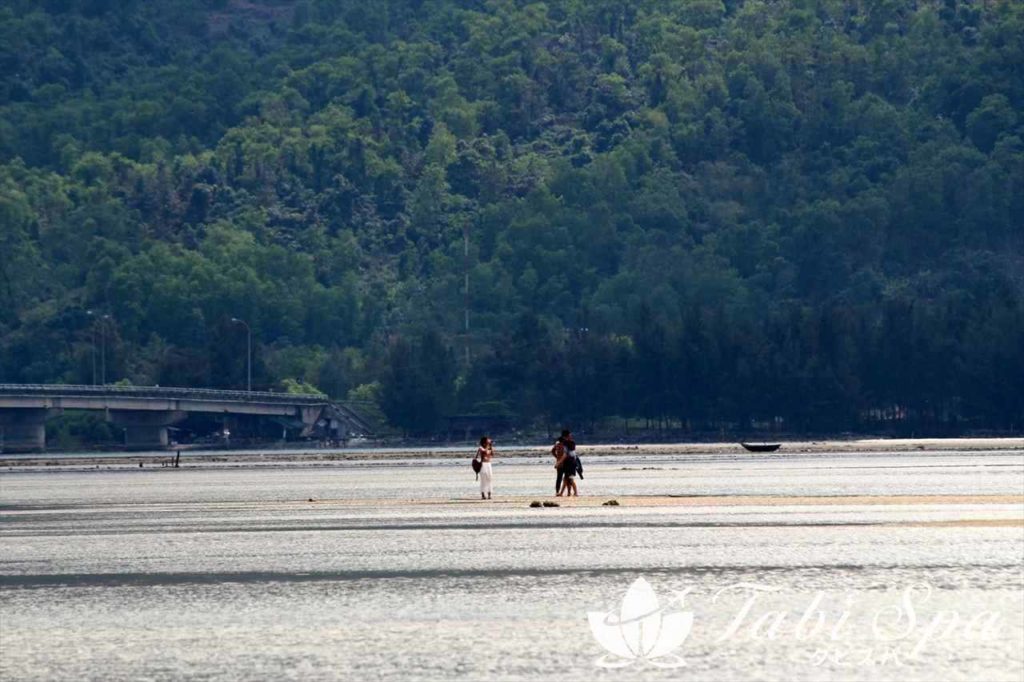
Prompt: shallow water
<box><xmin>2</xmin><ymin>450</ymin><xmax>1023</xmax><ymax>681</ymax></box>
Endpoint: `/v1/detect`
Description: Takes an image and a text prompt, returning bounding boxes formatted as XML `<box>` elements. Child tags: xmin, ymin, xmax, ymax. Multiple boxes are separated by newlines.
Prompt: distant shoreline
<box><xmin>2</xmin><ymin>437</ymin><xmax>1021</xmax><ymax>471</ymax></box>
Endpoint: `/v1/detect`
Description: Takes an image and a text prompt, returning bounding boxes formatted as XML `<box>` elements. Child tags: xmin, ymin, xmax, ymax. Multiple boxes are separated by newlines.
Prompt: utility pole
<box><xmin>231</xmin><ymin>318</ymin><xmax>252</xmax><ymax>392</ymax></box>
<box><xmin>463</xmin><ymin>224</ymin><xmax>470</xmax><ymax>366</ymax></box>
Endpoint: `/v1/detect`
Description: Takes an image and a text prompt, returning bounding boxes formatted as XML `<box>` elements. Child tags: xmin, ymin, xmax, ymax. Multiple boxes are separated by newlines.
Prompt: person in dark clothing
<box><xmin>553</xmin><ymin>429</ymin><xmax>582</xmax><ymax>496</ymax></box>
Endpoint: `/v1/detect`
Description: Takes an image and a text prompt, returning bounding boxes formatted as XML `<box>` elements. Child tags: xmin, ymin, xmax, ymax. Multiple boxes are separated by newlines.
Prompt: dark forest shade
<box><xmin>1</xmin><ymin>0</ymin><xmax>1022</xmax><ymax>434</ymax></box>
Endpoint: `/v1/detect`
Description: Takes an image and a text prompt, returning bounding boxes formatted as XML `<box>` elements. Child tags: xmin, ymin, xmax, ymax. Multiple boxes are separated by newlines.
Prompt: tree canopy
<box><xmin>2</xmin><ymin>0</ymin><xmax>1022</xmax><ymax>435</ymax></box>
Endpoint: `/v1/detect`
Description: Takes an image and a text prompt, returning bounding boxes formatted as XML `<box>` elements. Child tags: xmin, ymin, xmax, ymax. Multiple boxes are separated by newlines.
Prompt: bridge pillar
<box><xmin>298</xmin><ymin>405</ymin><xmax>325</xmax><ymax>437</ymax></box>
<box><xmin>0</xmin><ymin>409</ymin><xmax>58</xmax><ymax>453</ymax></box>
<box><xmin>108</xmin><ymin>410</ymin><xmax>187</xmax><ymax>450</ymax></box>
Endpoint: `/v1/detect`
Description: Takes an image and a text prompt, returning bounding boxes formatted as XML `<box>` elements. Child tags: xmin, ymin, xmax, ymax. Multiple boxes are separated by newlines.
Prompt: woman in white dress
<box><xmin>477</xmin><ymin>436</ymin><xmax>494</xmax><ymax>500</ymax></box>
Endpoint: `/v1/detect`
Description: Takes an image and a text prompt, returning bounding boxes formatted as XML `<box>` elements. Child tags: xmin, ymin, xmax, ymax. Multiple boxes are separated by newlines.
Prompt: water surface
<box><xmin>2</xmin><ymin>450</ymin><xmax>1022</xmax><ymax>680</ymax></box>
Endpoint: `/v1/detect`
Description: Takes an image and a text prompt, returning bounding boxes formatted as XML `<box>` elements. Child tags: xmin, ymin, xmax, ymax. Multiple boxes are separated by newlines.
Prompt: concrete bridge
<box><xmin>0</xmin><ymin>384</ymin><xmax>372</xmax><ymax>452</ymax></box>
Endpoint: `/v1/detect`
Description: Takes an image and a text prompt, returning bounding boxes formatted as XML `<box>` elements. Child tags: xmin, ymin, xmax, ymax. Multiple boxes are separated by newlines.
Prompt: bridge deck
<box><xmin>0</xmin><ymin>385</ymin><xmax>374</xmax><ymax>450</ymax></box>
<box><xmin>0</xmin><ymin>384</ymin><xmax>327</xmax><ymax>405</ymax></box>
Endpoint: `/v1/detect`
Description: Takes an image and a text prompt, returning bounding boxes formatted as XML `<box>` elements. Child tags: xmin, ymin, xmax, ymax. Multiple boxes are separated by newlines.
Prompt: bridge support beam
<box><xmin>108</xmin><ymin>410</ymin><xmax>187</xmax><ymax>450</ymax></box>
<box><xmin>0</xmin><ymin>409</ymin><xmax>59</xmax><ymax>453</ymax></box>
<box><xmin>298</xmin><ymin>405</ymin><xmax>325</xmax><ymax>437</ymax></box>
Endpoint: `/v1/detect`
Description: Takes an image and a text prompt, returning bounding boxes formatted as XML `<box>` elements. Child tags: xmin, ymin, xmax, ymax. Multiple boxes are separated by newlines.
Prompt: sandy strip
<box><xmin>899</xmin><ymin>519</ymin><xmax>1024</xmax><ymax>528</ymax></box>
<box><xmin>304</xmin><ymin>494</ymin><xmax>1024</xmax><ymax>508</ymax></box>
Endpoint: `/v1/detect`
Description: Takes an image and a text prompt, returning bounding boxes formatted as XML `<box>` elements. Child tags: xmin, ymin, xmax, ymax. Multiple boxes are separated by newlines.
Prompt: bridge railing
<box><xmin>0</xmin><ymin>384</ymin><xmax>328</xmax><ymax>405</ymax></box>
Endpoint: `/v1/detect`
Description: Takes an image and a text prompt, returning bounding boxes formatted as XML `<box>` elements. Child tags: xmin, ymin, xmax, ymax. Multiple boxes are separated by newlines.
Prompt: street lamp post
<box><xmin>231</xmin><ymin>318</ymin><xmax>252</xmax><ymax>392</ymax></box>
<box><xmin>100</xmin><ymin>314</ymin><xmax>111</xmax><ymax>385</ymax></box>
<box><xmin>87</xmin><ymin>311</ymin><xmax>112</xmax><ymax>385</ymax></box>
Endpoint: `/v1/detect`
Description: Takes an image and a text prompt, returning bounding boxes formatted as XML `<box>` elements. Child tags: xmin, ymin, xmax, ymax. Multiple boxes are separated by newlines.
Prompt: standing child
<box><xmin>559</xmin><ymin>447</ymin><xmax>579</xmax><ymax>497</ymax></box>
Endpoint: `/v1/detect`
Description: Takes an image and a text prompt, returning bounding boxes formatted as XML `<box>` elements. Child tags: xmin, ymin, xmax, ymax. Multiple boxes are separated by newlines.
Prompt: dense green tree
<box><xmin>1</xmin><ymin>0</ymin><xmax>1021</xmax><ymax>435</ymax></box>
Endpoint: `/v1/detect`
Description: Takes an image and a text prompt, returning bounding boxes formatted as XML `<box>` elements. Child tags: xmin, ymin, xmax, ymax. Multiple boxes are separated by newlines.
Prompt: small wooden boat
<box><xmin>740</xmin><ymin>442</ymin><xmax>781</xmax><ymax>453</ymax></box>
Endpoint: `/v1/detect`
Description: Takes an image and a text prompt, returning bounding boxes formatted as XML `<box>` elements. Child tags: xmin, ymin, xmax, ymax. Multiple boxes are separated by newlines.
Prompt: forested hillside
<box><xmin>2</xmin><ymin>0</ymin><xmax>1022</xmax><ymax>434</ymax></box>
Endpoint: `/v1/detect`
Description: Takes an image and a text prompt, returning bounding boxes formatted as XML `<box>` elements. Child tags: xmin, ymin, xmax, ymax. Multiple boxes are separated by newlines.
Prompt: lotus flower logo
<box><xmin>588</xmin><ymin>577</ymin><xmax>694</xmax><ymax>668</ymax></box>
